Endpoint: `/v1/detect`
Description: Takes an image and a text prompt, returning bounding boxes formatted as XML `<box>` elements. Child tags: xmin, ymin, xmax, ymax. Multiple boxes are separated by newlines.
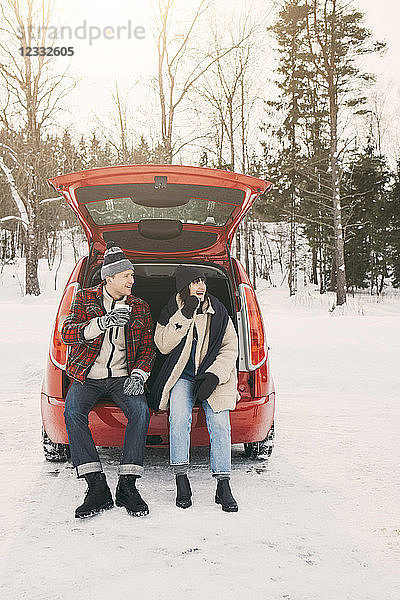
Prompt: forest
<box><xmin>1</xmin><ymin>0</ymin><xmax>399</xmax><ymax>305</ymax></box>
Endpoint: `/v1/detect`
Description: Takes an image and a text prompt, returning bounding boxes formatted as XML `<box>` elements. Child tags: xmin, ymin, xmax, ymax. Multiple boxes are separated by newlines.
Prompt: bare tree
<box><xmin>93</xmin><ymin>80</ymin><xmax>140</xmax><ymax>164</ymax></box>
<box><xmin>0</xmin><ymin>0</ymin><xmax>74</xmax><ymax>294</ymax></box>
<box><xmin>113</xmin><ymin>81</ymin><xmax>129</xmax><ymax>163</ymax></box>
<box><xmin>195</xmin><ymin>10</ymin><xmax>265</xmax><ymax>173</ymax></box>
<box><xmin>199</xmin><ymin>42</ymin><xmax>251</xmax><ymax>171</ymax></box>
<box><xmin>154</xmin><ymin>0</ymin><xmax>254</xmax><ymax>163</ymax></box>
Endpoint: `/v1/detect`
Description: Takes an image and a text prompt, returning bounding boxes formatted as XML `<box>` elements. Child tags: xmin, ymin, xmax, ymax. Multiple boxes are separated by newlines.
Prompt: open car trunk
<box><xmin>48</xmin><ymin>165</ymin><xmax>271</xmax><ymax>261</ymax></box>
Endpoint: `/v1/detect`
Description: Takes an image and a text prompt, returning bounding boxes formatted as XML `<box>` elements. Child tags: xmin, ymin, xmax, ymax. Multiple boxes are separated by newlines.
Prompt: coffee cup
<box><xmin>114</xmin><ymin>305</ymin><xmax>131</xmax><ymax>314</ymax></box>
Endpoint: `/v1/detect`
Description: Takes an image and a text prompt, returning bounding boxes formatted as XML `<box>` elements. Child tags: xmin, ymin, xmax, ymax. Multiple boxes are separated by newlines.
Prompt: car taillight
<box><xmin>50</xmin><ymin>283</ymin><xmax>79</xmax><ymax>370</ymax></box>
<box><xmin>242</xmin><ymin>284</ymin><xmax>266</xmax><ymax>369</ymax></box>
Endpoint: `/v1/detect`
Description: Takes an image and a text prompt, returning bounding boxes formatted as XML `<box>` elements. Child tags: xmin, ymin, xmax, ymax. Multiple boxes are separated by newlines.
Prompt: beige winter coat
<box><xmin>154</xmin><ymin>295</ymin><xmax>239</xmax><ymax>412</ymax></box>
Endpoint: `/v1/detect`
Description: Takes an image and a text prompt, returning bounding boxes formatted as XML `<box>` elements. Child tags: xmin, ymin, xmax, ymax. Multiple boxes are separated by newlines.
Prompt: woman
<box><xmin>150</xmin><ymin>265</ymin><xmax>239</xmax><ymax>512</ymax></box>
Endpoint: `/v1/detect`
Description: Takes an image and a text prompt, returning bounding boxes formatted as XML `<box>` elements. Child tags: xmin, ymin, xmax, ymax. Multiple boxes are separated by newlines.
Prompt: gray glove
<box><xmin>98</xmin><ymin>309</ymin><xmax>130</xmax><ymax>331</ymax></box>
<box><xmin>124</xmin><ymin>373</ymin><xmax>145</xmax><ymax>396</ymax></box>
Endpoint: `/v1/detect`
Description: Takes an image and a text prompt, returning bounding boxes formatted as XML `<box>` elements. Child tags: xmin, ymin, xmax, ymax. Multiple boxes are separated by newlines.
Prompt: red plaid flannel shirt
<box><xmin>61</xmin><ymin>282</ymin><xmax>155</xmax><ymax>383</ymax></box>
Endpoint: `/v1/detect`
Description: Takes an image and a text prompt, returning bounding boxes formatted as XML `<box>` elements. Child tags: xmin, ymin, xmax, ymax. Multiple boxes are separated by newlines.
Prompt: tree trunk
<box><xmin>240</xmin><ymin>74</ymin><xmax>246</xmax><ymax>173</ymax></box>
<box><xmin>330</xmin><ymin>166</ymin><xmax>346</xmax><ymax>304</ymax></box>
<box><xmin>369</xmin><ymin>229</ymin><xmax>376</xmax><ymax>295</ymax></box>
<box><xmin>288</xmin><ymin>199</ymin><xmax>297</xmax><ymax>296</ymax></box>
<box><xmin>329</xmin><ymin>87</ymin><xmax>346</xmax><ymax>305</ymax></box>
<box><xmin>328</xmin><ymin>252</ymin><xmax>336</xmax><ymax>292</ymax></box>
<box><xmin>25</xmin><ymin>220</ymin><xmax>40</xmax><ymax>296</ymax></box>
<box><xmin>163</xmin><ymin>136</ymin><xmax>173</xmax><ymax>164</ymax></box>
<box><xmin>54</xmin><ymin>236</ymin><xmax>63</xmax><ymax>291</ymax></box>
<box><xmin>288</xmin><ymin>34</ymin><xmax>298</xmax><ymax>297</ymax></box>
<box><xmin>312</xmin><ymin>246</ymin><xmax>318</xmax><ymax>284</ymax></box>
<box><xmin>228</xmin><ymin>98</ymin><xmax>235</xmax><ymax>171</ymax></box>
<box><xmin>378</xmin><ymin>272</ymin><xmax>385</xmax><ymax>295</ymax></box>
<box><xmin>25</xmin><ymin>168</ymin><xmax>40</xmax><ymax>296</ymax></box>
<box><xmin>318</xmin><ymin>246</ymin><xmax>325</xmax><ymax>294</ymax></box>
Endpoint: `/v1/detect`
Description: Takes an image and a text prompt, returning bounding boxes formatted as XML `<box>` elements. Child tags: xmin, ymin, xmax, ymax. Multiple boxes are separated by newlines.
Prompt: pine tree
<box><xmin>343</xmin><ymin>143</ymin><xmax>392</xmax><ymax>293</ymax></box>
<box><xmin>388</xmin><ymin>162</ymin><xmax>400</xmax><ymax>287</ymax></box>
<box><xmin>304</xmin><ymin>0</ymin><xmax>385</xmax><ymax>305</ymax></box>
<box><xmin>260</xmin><ymin>0</ymin><xmax>311</xmax><ymax>294</ymax></box>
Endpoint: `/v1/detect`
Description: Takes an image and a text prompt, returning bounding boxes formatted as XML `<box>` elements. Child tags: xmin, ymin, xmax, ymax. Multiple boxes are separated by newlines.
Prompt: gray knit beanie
<box><xmin>101</xmin><ymin>241</ymin><xmax>134</xmax><ymax>279</ymax></box>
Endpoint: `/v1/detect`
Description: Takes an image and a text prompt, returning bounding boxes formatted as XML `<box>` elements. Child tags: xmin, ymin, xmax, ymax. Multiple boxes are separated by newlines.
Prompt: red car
<box><xmin>41</xmin><ymin>165</ymin><xmax>275</xmax><ymax>462</ymax></box>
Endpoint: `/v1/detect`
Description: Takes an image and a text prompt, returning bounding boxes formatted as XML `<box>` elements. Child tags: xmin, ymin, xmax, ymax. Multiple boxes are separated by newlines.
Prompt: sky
<box><xmin>3</xmin><ymin>0</ymin><xmax>400</xmax><ymax>160</ymax></box>
<box><xmin>356</xmin><ymin>0</ymin><xmax>400</xmax><ymax>90</ymax></box>
<box><xmin>358</xmin><ymin>0</ymin><xmax>400</xmax><ymax>58</ymax></box>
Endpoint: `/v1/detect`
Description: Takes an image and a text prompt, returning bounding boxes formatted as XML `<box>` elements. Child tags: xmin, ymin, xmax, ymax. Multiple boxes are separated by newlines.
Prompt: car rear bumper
<box><xmin>41</xmin><ymin>392</ymin><xmax>275</xmax><ymax>447</ymax></box>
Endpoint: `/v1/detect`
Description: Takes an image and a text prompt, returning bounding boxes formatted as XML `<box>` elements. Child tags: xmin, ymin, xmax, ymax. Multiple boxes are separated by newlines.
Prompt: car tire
<box><xmin>42</xmin><ymin>426</ymin><xmax>71</xmax><ymax>462</ymax></box>
<box><xmin>244</xmin><ymin>421</ymin><xmax>275</xmax><ymax>460</ymax></box>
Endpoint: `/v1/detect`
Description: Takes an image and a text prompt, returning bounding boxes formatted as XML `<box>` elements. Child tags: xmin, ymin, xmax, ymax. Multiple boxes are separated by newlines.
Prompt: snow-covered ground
<box><xmin>0</xmin><ymin>259</ymin><xmax>399</xmax><ymax>600</ymax></box>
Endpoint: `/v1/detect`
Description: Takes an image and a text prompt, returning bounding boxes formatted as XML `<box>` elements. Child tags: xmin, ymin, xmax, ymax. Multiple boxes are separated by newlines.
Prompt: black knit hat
<box><xmin>175</xmin><ymin>265</ymin><xmax>206</xmax><ymax>292</ymax></box>
<box><xmin>101</xmin><ymin>241</ymin><xmax>134</xmax><ymax>279</ymax></box>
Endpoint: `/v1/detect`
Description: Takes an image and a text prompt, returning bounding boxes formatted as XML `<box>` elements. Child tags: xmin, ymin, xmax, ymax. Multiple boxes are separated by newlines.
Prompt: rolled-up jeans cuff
<box><xmin>76</xmin><ymin>462</ymin><xmax>102</xmax><ymax>478</ymax></box>
<box><xmin>213</xmin><ymin>472</ymin><xmax>230</xmax><ymax>480</ymax></box>
<box><xmin>172</xmin><ymin>463</ymin><xmax>189</xmax><ymax>475</ymax></box>
<box><xmin>118</xmin><ymin>464</ymin><xmax>144</xmax><ymax>477</ymax></box>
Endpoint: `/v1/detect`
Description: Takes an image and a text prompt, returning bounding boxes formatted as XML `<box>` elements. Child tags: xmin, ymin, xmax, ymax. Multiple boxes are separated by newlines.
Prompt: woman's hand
<box><xmin>194</xmin><ymin>372</ymin><xmax>219</xmax><ymax>401</ymax></box>
<box><xmin>181</xmin><ymin>295</ymin><xmax>200</xmax><ymax>319</ymax></box>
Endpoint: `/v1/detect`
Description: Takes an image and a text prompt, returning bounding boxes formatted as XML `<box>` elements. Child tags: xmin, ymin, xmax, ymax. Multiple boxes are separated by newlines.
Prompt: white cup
<box><xmin>114</xmin><ymin>305</ymin><xmax>131</xmax><ymax>314</ymax></box>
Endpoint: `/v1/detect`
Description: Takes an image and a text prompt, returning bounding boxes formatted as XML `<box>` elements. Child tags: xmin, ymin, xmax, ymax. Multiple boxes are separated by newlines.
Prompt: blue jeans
<box><xmin>64</xmin><ymin>378</ymin><xmax>150</xmax><ymax>478</ymax></box>
<box><xmin>169</xmin><ymin>378</ymin><xmax>231</xmax><ymax>476</ymax></box>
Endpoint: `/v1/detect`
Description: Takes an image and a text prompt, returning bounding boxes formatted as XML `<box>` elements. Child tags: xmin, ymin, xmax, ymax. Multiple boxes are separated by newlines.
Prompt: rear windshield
<box><xmin>84</xmin><ymin>197</ymin><xmax>235</xmax><ymax>226</ymax></box>
<box><xmin>76</xmin><ymin>183</ymin><xmax>244</xmax><ymax>226</ymax></box>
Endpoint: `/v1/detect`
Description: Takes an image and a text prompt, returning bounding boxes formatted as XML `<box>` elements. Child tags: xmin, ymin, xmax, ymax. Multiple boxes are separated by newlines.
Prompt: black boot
<box><xmin>175</xmin><ymin>474</ymin><xmax>192</xmax><ymax>509</ymax></box>
<box><xmin>215</xmin><ymin>478</ymin><xmax>238</xmax><ymax>512</ymax></box>
<box><xmin>75</xmin><ymin>471</ymin><xmax>114</xmax><ymax>519</ymax></box>
<box><xmin>115</xmin><ymin>475</ymin><xmax>149</xmax><ymax>516</ymax></box>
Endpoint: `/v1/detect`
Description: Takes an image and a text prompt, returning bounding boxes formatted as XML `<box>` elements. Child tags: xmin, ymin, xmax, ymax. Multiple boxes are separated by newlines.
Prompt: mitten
<box><xmin>193</xmin><ymin>372</ymin><xmax>219</xmax><ymax>402</ymax></box>
<box><xmin>181</xmin><ymin>295</ymin><xmax>200</xmax><ymax>319</ymax></box>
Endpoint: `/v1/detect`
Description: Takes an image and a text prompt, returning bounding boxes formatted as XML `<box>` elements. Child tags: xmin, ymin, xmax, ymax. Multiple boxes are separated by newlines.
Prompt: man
<box><xmin>61</xmin><ymin>241</ymin><xmax>155</xmax><ymax>519</ymax></box>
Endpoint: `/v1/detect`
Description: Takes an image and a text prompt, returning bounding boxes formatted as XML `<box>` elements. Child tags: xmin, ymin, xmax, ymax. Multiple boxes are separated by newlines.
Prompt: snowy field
<box><xmin>0</xmin><ymin>260</ymin><xmax>399</xmax><ymax>600</ymax></box>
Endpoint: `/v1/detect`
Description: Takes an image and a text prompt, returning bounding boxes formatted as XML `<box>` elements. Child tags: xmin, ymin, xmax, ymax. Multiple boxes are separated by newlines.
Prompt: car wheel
<box><xmin>244</xmin><ymin>421</ymin><xmax>275</xmax><ymax>460</ymax></box>
<box><xmin>42</xmin><ymin>426</ymin><xmax>71</xmax><ymax>462</ymax></box>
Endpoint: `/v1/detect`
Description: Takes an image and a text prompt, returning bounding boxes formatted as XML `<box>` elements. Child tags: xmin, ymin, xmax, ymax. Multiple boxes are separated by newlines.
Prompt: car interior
<box><xmin>87</xmin><ymin>262</ymin><xmax>237</xmax><ymax>325</ymax></box>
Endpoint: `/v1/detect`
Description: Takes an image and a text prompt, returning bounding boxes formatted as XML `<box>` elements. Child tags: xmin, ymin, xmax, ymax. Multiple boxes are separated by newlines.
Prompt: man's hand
<box><xmin>181</xmin><ymin>295</ymin><xmax>200</xmax><ymax>319</ymax></box>
<box><xmin>123</xmin><ymin>373</ymin><xmax>145</xmax><ymax>396</ymax></box>
<box><xmin>193</xmin><ymin>372</ymin><xmax>219</xmax><ymax>402</ymax></box>
<box><xmin>98</xmin><ymin>309</ymin><xmax>130</xmax><ymax>331</ymax></box>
